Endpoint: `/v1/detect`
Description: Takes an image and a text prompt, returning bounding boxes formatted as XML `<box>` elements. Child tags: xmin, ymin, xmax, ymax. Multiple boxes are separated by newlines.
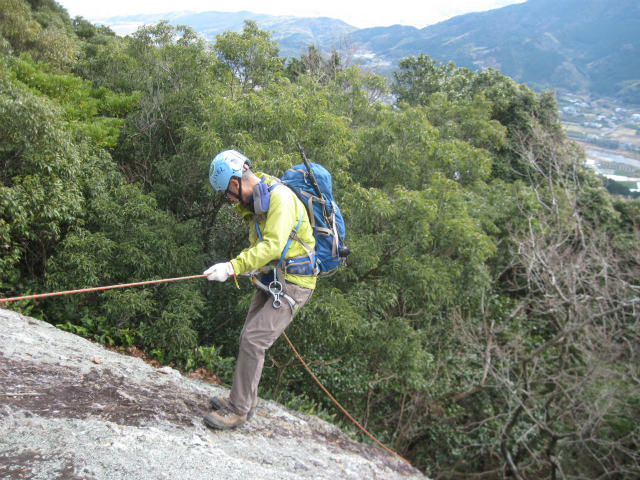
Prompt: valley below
<box><xmin>560</xmin><ymin>93</ymin><xmax>640</xmax><ymax>193</ymax></box>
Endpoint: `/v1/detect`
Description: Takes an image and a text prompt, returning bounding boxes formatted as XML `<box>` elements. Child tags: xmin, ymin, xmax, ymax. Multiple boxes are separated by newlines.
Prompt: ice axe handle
<box><xmin>297</xmin><ymin>142</ymin><xmax>323</xmax><ymax>199</ymax></box>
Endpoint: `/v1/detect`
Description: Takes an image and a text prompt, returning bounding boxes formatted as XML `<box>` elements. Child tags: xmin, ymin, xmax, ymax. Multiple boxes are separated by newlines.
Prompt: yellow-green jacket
<box><xmin>230</xmin><ymin>173</ymin><xmax>317</xmax><ymax>290</ymax></box>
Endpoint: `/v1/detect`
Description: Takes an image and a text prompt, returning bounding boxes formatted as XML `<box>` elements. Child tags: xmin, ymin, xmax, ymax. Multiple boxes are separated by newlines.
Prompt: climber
<box><xmin>202</xmin><ymin>149</ymin><xmax>317</xmax><ymax>430</ymax></box>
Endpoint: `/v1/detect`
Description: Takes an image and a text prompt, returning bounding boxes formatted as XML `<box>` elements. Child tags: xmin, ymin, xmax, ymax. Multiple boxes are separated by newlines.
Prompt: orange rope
<box><xmin>282</xmin><ymin>331</ymin><xmax>412</xmax><ymax>465</ymax></box>
<box><xmin>0</xmin><ymin>274</ymin><xmax>208</xmax><ymax>303</ymax></box>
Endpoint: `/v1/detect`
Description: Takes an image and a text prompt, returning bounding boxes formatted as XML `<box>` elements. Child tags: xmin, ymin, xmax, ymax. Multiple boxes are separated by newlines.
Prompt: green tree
<box><xmin>392</xmin><ymin>55</ymin><xmax>565</xmax><ymax>183</ymax></box>
<box><xmin>0</xmin><ymin>0</ymin><xmax>78</xmax><ymax>69</ymax></box>
<box><xmin>0</xmin><ymin>70</ymin><xmax>85</xmax><ymax>291</ymax></box>
<box><xmin>0</xmin><ymin>0</ymin><xmax>41</xmax><ymax>54</ymax></box>
<box><xmin>423</xmin><ymin>92</ymin><xmax>506</xmax><ymax>152</ymax></box>
<box><xmin>392</xmin><ymin>54</ymin><xmax>473</xmax><ymax>105</ymax></box>
<box><xmin>46</xmin><ymin>182</ymin><xmax>206</xmax><ymax>363</ymax></box>
<box><xmin>285</xmin><ymin>45</ymin><xmax>343</xmax><ymax>85</ymax></box>
<box><xmin>214</xmin><ymin>20</ymin><xmax>283</xmax><ymax>99</ymax></box>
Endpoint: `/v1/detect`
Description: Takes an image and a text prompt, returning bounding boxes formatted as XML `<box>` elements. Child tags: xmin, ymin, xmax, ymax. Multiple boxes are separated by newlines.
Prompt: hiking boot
<box><xmin>209</xmin><ymin>396</ymin><xmax>255</xmax><ymax>420</ymax></box>
<box><xmin>203</xmin><ymin>406</ymin><xmax>248</xmax><ymax>430</ymax></box>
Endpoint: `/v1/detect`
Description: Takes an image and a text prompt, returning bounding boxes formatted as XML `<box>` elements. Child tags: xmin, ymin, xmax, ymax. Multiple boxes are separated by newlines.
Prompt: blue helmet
<box><xmin>209</xmin><ymin>150</ymin><xmax>251</xmax><ymax>191</ymax></box>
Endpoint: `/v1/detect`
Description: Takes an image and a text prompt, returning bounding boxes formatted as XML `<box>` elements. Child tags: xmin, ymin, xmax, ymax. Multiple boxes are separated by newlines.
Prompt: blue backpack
<box><xmin>281</xmin><ymin>151</ymin><xmax>348</xmax><ymax>276</ymax></box>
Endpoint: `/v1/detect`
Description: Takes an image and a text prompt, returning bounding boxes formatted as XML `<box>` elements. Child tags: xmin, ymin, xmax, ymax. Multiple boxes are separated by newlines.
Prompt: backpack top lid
<box><xmin>283</xmin><ymin>163</ymin><xmax>332</xmax><ymax>194</ymax></box>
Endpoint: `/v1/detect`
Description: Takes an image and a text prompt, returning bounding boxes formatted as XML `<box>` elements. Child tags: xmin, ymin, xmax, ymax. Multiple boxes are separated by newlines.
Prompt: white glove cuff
<box><xmin>223</xmin><ymin>262</ymin><xmax>235</xmax><ymax>276</ymax></box>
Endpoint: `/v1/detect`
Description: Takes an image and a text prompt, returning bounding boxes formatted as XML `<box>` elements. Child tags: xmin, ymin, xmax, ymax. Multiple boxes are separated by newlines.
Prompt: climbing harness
<box><xmin>245</xmin><ymin>273</ymin><xmax>298</xmax><ymax>313</ymax></box>
<box><xmin>251</xmin><ymin>209</ymin><xmax>302</xmax><ymax>312</ymax></box>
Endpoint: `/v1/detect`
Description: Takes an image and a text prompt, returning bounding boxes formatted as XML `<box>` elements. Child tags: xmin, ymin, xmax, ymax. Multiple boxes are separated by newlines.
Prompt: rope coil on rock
<box><xmin>0</xmin><ymin>274</ymin><xmax>411</xmax><ymax>466</ymax></box>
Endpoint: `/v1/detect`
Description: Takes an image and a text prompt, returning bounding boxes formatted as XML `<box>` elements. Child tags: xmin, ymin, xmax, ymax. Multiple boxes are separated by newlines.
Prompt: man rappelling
<box><xmin>202</xmin><ymin>149</ymin><xmax>317</xmax><ymax>430</ymax></box>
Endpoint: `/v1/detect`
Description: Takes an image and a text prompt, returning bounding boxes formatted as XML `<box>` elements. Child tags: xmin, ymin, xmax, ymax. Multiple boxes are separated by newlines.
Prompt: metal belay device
<box><xmin>242</xmin><ymin>270</ymin><xmax>299</xmax><ymax>314</ymax></box>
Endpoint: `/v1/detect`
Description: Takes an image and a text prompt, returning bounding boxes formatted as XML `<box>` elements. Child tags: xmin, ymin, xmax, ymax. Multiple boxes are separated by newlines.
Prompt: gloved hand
<box><xmin>203</xmin><ymin>262</ymin><xmax>235</xmax><ymax>282</ymax></box>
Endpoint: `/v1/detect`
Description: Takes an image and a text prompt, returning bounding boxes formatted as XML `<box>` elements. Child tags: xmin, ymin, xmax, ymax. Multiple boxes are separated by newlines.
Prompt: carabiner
<box><xmin>268</xmin><ymin>280</ymin><xmax>283</xmax><ymax>309</ymax></box>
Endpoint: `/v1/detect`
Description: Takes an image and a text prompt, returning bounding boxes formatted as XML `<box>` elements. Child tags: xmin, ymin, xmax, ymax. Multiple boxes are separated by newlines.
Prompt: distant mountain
<box><xmin>98</xmin><ymin>10</ymin><xmax>356</xmax><ymax>59</ymax></box>
<box><xmin>96</xmin><ymin>0</ymin><xmax>640</xmax><ymax>103</ymax></box>
<box><xmin>351</xmin><ymin>0</ymin><xmax>640</xmax><ymax>103</ymax></box>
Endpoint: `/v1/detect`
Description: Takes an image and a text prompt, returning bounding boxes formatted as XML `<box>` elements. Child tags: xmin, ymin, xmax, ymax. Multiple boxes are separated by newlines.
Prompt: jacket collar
<box><xmin>235</xmin><ymin>172</ymin><xmax>279</xmax><ymax>221</ymax></box>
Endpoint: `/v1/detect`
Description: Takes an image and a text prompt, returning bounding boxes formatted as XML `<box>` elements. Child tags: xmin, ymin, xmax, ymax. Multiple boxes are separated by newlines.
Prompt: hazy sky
<box><xmin>56</xmin><ymin>0</ymin><xmax>527</xmax><ymax>29</ymax></box>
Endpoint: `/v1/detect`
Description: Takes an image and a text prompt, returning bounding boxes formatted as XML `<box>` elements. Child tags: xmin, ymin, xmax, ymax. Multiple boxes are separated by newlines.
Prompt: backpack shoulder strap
<box><xmin>278</xmin><ymin>210</ymin><xmax>304</xmax><ymax>268</ymax></box>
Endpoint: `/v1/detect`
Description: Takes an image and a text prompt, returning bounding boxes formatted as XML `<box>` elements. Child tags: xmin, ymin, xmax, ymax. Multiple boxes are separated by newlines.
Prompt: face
<box><xmin>225</xmin><ymin>178</ymin><xmax>241</xmax><ymax>203</ymax></box>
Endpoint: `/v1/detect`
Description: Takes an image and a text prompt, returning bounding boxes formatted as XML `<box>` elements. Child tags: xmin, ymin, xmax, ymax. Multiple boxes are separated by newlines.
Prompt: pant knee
<box><xmin>239</xmin><ymin>329</ymin><xmax>268</xmax><ymax>356</ymax></box>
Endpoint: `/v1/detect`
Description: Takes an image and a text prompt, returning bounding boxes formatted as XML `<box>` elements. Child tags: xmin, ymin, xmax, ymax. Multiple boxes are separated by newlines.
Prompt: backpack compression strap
<box><xmin>296</xmin><ymin>189</ymin><xmax>340</xmax><ymax>258</ymax></box>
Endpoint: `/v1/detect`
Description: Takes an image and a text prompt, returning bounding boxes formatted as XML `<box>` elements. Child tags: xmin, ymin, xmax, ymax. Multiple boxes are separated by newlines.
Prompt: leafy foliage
<box><xmin>1</xmin><ymin>3</ymin><xmax>638</xmax><ymax>477</ymax></box>
<box><xmin>214</xmin><ymin>20</ymin><xmax>283</xmax><ymax>98</ymax></box>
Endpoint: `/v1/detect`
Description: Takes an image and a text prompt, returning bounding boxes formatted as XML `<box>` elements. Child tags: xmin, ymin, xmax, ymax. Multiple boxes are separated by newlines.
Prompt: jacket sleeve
<box><xmin>230</xmin><ymin>187</ymin><xmax>299</xmax><ymax>275</ymax></box>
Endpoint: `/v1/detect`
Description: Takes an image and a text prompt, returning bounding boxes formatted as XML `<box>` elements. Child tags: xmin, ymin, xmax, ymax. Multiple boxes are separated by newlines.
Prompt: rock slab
<box><xmin>0</xmin><ymin>308</ymin><xmax>427</xmax><ymax>480</ymax></box>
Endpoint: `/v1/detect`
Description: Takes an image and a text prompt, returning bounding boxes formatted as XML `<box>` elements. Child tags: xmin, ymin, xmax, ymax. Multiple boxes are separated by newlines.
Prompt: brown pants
<box><xmin>229</xmin><ymin>281</ymin><xmax>313</xmax><ymax>415</ymax></box>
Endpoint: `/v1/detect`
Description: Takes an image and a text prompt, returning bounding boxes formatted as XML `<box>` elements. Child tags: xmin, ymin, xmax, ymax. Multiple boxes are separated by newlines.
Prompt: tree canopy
<box><xmin>1</xmin><ymin>2</ymin><xmax>639</xmax><ymax>477</ymax></box>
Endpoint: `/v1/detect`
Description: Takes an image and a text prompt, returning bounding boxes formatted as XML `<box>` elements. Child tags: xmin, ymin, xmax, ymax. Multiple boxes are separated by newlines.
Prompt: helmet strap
<box><xmin>225</xmin><ymin>177</ymin><xmax>248</xmax><ymax>205</ymax></box>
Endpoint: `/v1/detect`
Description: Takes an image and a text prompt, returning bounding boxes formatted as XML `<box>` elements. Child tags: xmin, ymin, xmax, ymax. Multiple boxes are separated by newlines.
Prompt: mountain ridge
<box><xmin>93</xmin><ymin>0</ymin><xmax>640</xmax><ymax>103</ymax></box>
<box><xmin>350</xmin><ymin>0</ymin><xmax>639</xmax><ymax>101</ymax></box>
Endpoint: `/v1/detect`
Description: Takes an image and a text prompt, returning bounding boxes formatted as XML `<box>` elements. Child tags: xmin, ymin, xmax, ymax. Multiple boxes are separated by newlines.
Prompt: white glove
<box><xmin>204</xmin><ymin>262</ymin><xmax>235</xmax><ymax>282</ymax></box>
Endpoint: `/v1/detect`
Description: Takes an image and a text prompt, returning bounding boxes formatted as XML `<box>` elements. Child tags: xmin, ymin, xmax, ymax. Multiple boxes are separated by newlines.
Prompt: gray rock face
<box><xmin>0</xmin><ymin>308</ymin><xmax>426</xmax><ymax>480</ymax></box>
